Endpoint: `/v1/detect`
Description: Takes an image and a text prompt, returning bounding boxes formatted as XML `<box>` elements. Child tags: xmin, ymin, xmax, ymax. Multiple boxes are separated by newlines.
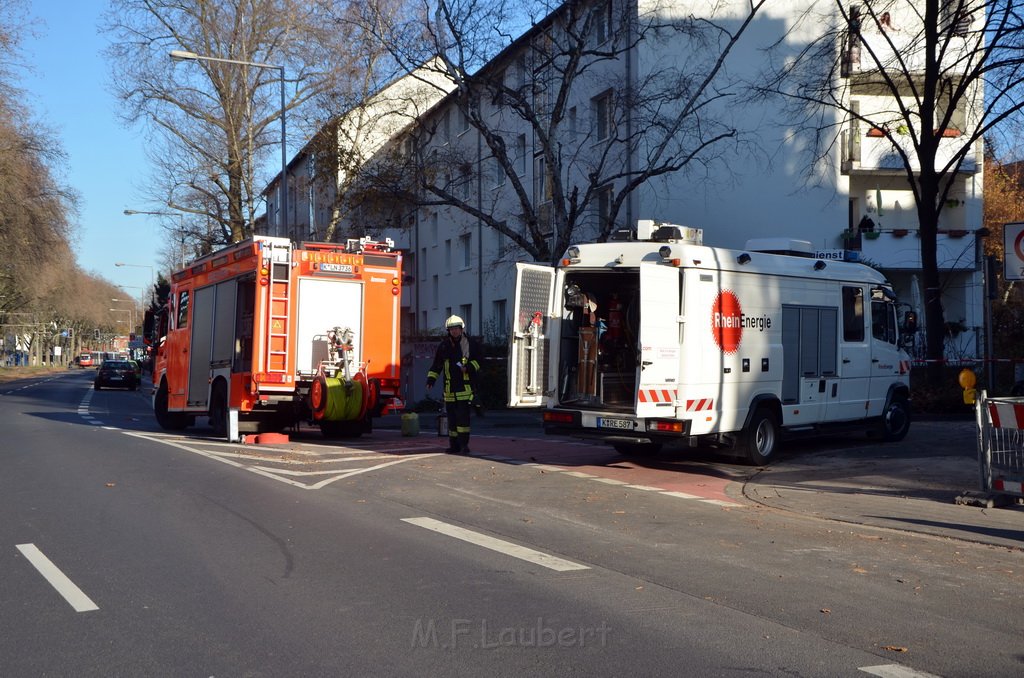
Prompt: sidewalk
<box><xmin>741</xmin><ymin>419</ymin><xmax>1024</xmax><ymax>550</ymax></box>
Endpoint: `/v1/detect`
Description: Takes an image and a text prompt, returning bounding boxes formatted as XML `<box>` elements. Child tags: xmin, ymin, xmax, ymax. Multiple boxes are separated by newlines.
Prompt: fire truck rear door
<box><xmin>508</xmin><ymin>263</ymin><xmax>559</xmax><ymax>407</ymax></box>
<box><xmin>637</xmin><ymin>264</ymin><xmax>682</xmax><ymax>418</ymax></box>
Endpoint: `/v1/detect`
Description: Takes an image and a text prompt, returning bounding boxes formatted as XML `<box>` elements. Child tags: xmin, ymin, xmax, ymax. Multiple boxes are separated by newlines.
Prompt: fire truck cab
<box><xmin>149</xmin><ymin>235</ymin><xmax>402</xmax><ymax>440</ymax></box>
<box><xmin>509</xmin><ymin>220</ymin><xmax>912</xmax><ymax>464</ymax></box>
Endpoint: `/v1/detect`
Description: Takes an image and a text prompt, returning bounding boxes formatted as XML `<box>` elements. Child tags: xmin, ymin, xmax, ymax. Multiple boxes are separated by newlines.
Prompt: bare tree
<box><xmin>347</xmin><ymin>0</ymin><xmax>768</xmax><ymax>264</ymax></box>
<box><xmin>755</xmin><ymin>0</ymin><xmax>1023</xmax><ymax>380</ymax></box>
<box><xmin>104</xmin><ymin>0</ymin><xmax>359</xmax><ymax>244</ymax></box>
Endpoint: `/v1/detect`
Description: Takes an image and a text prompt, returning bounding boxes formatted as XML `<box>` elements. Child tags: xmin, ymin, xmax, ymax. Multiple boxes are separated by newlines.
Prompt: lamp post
<box><xmin>169</xmin><ymin>49</ymin><xmax>287</xmax><ymax>237</ymax></box>
<box><xmin>124</xmin><ymin>209</ymin><xmax>187</xmax><ymax>267</ymax></box>
<box><xmin>110</xmin><ymin>299</ymin><xmax>137</xmax><ymax>333</ymax></box>
<box><xmin>114</xmin><ymin>262</ymin><xmax>156</xmax><ymax>301</ymax></box>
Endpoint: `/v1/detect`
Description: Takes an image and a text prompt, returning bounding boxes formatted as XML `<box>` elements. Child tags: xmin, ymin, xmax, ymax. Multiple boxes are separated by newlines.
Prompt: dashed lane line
<box><xmin>401</xmin><ymin>517</ymin><xmax>589</xmax><ymax>572</ymax></box>
<box><xmin>15</xmin><ymin>544</ymin><xmax>99</xmax><ymax>613</ymax></box>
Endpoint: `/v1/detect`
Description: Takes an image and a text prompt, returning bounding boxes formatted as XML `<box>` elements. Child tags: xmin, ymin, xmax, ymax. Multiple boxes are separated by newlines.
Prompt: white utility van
<box><xmin>508</xmin><ymin>220</ymin><xmax>912</xmax><ymax>464</ymax></box>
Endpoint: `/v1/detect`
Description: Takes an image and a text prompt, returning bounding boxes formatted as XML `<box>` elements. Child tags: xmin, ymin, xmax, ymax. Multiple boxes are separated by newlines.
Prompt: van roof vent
<box><xmin>744</xmin><ymin>237</ymin><xmax>814</xmax><ymax>258</ymax></box>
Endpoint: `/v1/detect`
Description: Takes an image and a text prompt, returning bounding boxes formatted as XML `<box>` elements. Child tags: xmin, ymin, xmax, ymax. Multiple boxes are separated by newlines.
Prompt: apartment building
<box><xmin>273</xmin><ymin>0</ymin><xmax>986</xmax><ymax>366</ymax></box>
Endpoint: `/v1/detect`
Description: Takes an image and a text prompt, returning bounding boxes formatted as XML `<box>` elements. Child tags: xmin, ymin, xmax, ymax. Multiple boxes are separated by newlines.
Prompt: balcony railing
<box><xmin>845</xmin><ymin>31</ymin><xmax>973</xmax><ymax>77</ymax></box>
<box><xmin>841</xmin><ymin>128</ymin><xmax>978</xmax><ymax>174</ymax></box>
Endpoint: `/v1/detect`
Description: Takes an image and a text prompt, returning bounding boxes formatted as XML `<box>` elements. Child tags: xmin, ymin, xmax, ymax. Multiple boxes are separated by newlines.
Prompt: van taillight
<box><xmin>650</xmin><ymin>420</ymin><xmax>684</xmax><ymax>433</ymax></box>
<box><xmin>543</xmin><ymin>411</ymin><xmax>574</xmax><ymax>424</ymax></box>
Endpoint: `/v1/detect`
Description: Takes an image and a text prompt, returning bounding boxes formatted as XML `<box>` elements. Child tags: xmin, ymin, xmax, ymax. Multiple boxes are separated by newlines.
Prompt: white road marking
<box><xmin>402</xmin><ymin>517</ymin><xmax>590</xmax><ymax>572</ymax></box>
<box><xmin>859</xmin><ymin>664</ymin><xmax>943</xmax><ymax>678</ymax></box>
<box><xmin>15</xmin><ymin>544</ymin><xmax>99</xmax><ymax>612</ymax></box>
<box><xmin>124</xmin><ymin>431</ymin><xmax>440</xmax><ymax>489</ymax></box>
<box><xmin>700</xmin><ymin>498</ymin><xmax>742</xmax><ymax>507</ymax></box>
<box><xmin>662</xmin><ymin>490</ymin><xmax>702</xmax><ymax>499</ymax></box>
<box><xmin>563</xmin><ymin>471</ymin><xmax>597</xmax><ymax>478</ymax></box>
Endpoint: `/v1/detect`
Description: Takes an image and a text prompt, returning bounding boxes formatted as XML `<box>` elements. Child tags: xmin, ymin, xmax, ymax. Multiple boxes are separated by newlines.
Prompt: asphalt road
<box><xmin>1</xmin><ymin>370</ymin><xmax>1021</xmax><ymax>677</ymax></box>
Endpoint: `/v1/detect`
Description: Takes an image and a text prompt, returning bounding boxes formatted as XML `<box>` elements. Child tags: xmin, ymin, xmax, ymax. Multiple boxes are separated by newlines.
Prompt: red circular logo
<box><xmin>711</xmin><ymin>290</ymin><xmax>743</xmax><ymax>354</ymax></box>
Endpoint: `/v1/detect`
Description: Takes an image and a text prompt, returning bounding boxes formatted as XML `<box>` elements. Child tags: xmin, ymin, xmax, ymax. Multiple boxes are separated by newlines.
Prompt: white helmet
<box><xmin>445</xmin><ymin>315</ymin><xmax>465</xmax><ymax>329</ymax></box>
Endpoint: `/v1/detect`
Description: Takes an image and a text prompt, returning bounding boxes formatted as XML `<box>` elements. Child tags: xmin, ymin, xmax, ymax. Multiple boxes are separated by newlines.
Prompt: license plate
<box><xmin>598</xmin><ymin>417</ymin><xmax>633</xmax><ymax>430</ymax></box>
<box><xmin>320</xmin><ymin>263</ymin><xmax>353</xmax><ymax>273</ymax></box>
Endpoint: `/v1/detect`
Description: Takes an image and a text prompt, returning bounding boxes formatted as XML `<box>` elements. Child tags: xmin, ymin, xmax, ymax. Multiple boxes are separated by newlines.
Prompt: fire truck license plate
<box><xmin>320</xmin><ymin>263</ymin><xmax>353</xmax><ymax>273</ymax></box>
<box><xmin>598</xmin><ymin>417</ymin><xmax>633</xmax><ymax>430</ymax></box>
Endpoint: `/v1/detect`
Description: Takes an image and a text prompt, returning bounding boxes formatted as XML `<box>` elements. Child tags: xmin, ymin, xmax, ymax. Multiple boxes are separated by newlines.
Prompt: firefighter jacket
<box><xmin>427</xmin><ymin>334</ymin><xmax>481</xmax><ymax>402</ymax></box>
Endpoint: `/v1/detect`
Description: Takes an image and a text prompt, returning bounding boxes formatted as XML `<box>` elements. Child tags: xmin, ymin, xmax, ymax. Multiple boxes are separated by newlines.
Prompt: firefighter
<box><xmin>426</xmin><ymin>315</ymin><xmax>482</xmax><ymax>454</ymax></box>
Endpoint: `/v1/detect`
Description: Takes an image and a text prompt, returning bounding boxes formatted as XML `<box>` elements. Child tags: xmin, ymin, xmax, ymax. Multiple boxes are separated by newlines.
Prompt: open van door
<box><xmin>508</xmin><ymin>263</ymin><xmax>559</xmax><ymax>407</ymax></box>
<box><xmin>637</xmin><ymin>263</ymin><xmax>682</xmax><ymax>417</ymax></box>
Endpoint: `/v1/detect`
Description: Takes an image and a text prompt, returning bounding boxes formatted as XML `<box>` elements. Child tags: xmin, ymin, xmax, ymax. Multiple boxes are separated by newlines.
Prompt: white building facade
<box><xmin>286</xmin><ymin>0</ymin><xmax>986</xmax><ymax>365</ymax></box>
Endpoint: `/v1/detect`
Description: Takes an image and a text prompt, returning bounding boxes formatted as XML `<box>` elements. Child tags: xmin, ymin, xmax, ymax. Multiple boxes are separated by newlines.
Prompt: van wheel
<box><xmin>209</xmin><ymin>381</ymin><xmax>228</xmax><ymax>438</ymax></box>
<box><xmin>740</xmin><ymin>408</ymin><xmax>779</xmax><ymax>466</ymax></box>
<box><xmin>154</xmin><ymin>381</ymin><xmax>188</xmax><ymax>431</ymax></box>
<box><xmin>613</xmin><ymin>442</ymin><xmax>662</xmax><ymax>456</ymax></box>
<box><xmin>877</xmin><ymin>396</ymin><xmax>911</xmax><ymax>442</ymax></box>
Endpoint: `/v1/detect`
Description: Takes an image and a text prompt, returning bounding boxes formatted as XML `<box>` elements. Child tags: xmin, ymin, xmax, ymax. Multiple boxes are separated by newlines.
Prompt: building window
<box><xmin>516</xmin><ymin>134</ymin><xmax>527</xmax><ymax>175</ymax></box>
<box><xmin>420</xmin><ymin>247</ymin><xmax>427</xmax><ymax>280</ymax></box>
<box><xmin>568</xmin><ymin>106</ymin><xmax>577</xmax><ymax>139</ymax></box>
<box><xmin>431</xmin><ymin>213</ymin><xmax>438</xmax><ymax>245</ymax></box>
<box><xmin>597</xmin><ymin>185</ymin><xmax>614</xmax><ymax>233</ymax></box>
<box><xmin>593</xmin><ymin>90</ymin><xmax>614</xmax><ymax>141</ymax></box>
<box><xmin>535</xmin><ymin>155</ymin><xmax>550</xmax><ymax>205</ymax></box>
<box><xmin>445</xmin><ymin>239</ymin><xmax>452</xmax><ymax>273</ymax></box>
<box><xmin>432</xmin><ymin>275</ymin><xmax>439</xmax><ymax>309</ymax></box>
<box><xmin>459</xmin><ymin>304</ymin><xmax>472</xmax><ymax>332</ymax></box>
<box><xmin>594</xmin><ymin>1</ymin><xmax>613</xmax><ymax>44</ymax></box>
<box><xmin>490</xmin><ymin>155</ymin><xmax>505</xmax><ymax>187</ymax></box>
<box><xmin>421</xmin><ymin>311</ymin><xmax>428</xmax><ymax>333</ymax></box>
<box><xmin>492</xmin><ymin>299</ymin><xmax>508</xmax><ymax>339</ymax></box>
<box><xmin>460</xmin><ymin>233</ymin><xmax>472</xmax><ymax>269</ymax></box>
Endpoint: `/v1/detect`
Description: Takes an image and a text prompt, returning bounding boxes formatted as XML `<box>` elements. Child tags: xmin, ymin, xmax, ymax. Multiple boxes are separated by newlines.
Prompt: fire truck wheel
<box><xmin>154</xmin><ymin>380</ymin><xmax>189</xmax><ymax>431</ymax></box>
<box><xmin>740</xmin><ymin>408</ymin><xmax>778</xmax><ymax>466</ymax></box>
<box><xmin>877</xmin><ymin>395</ymin><xmax>911</xmax><ymax>442</ymax></box>
<box><xmin>209</xmin><ymin>381</ymin><xmax>228</xmax><ymax>438</ymax></box>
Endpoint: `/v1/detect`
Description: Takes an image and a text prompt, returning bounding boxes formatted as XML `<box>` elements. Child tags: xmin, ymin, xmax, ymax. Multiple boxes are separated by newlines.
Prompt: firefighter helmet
<box><xmin>445</xmin><ymin>315</ymin><xmax>465</xmax><ymax>329</ymax></box>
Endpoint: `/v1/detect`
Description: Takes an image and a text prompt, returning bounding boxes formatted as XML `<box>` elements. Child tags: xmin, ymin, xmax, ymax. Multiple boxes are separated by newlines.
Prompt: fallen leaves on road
<box><xmin>105</xmin><ymin>482</ymin><xmax>116</xmax><ymax>488</ymax></box>
<box><xmin>882</xmin><ymin>645</ymin><xmax>908</xmax><ymax>653</ymax></box>
<box><xmin>820</xmin><ymin>608</ymin><xmax>831</xmax><ymax>614</ymax></box>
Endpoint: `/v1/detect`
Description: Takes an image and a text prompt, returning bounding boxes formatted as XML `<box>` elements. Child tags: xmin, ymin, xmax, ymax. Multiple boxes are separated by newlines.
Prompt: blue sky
<box><xmin>24</xmin><ymin>1</ymin><xmax>161</xmax><ymax>298</ymax></box>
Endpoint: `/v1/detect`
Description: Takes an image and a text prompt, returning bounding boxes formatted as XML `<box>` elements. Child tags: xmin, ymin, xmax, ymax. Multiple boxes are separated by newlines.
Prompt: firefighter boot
<box><xmin>457</xmin><ymin>432</ymin><xmax>471</xmax><ymax>455</ymax></box>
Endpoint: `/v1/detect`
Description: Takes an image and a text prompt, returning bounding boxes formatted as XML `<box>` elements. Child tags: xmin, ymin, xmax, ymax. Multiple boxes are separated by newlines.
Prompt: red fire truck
<box><xmin>148</xmin><ymin>235</ymin><xmax>403</xmax><ymax>440</ymax></box>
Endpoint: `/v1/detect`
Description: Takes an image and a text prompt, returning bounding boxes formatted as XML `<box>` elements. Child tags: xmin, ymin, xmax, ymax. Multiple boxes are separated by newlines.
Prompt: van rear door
<box><xmin>637</xmin><ymin>264</ymin><xmax>682</xmax><ymax>418</ymax></box>
<box><xmin>508</xmin><ymin>263</ymin><xmax>559</xmax><ymax>407</ymax></box>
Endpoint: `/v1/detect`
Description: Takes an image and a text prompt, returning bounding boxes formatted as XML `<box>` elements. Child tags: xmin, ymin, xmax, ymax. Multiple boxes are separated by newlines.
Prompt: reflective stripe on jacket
<box><xmin>427</xmin><ymin>335</ymin><xmax>481</xmax><ymax>402</ymax></box>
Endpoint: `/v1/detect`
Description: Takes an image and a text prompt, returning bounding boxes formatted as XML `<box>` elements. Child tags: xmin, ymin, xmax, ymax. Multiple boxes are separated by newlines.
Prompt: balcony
<box><xmin>846</xmin><ymin>230</ymin><xmax>977</xmax><ymax>271</ymax></box>
<box><xmin>841</xmin><ymin>128</ymin><xmax>978</xmax><ymax>175</ymax></box>
<box><xmin>845</xmin><ymin>31</ymin><xmax>974</xmax><ymax>79</ymax></box>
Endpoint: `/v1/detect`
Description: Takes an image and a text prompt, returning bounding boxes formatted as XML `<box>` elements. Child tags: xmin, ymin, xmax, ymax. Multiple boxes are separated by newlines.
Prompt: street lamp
<box><xmin>110</xmin><ymin>299</ymin><xmax>137</xmax><ymax>332</ymax></box>
<box><xmin>124</xmin><ymin>209</ymin><xmax>187</xmax><ymax>267</ymax></box>
<box><xmin>169</xmin><ymin>49</ymin><xmax>287</xmax><ymax>236</ymax></box>
<box><xmin>114</xmin><ymin>262</ymin><xmax>156</xmax><ymax>300</ymax></box>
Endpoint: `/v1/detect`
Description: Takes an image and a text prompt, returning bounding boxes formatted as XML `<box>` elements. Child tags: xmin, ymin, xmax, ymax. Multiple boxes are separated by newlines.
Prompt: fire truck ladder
<box><xmin>264</xmin><ymin>241</ymin><xmax>293</xmax><ymax>379</ymax></box>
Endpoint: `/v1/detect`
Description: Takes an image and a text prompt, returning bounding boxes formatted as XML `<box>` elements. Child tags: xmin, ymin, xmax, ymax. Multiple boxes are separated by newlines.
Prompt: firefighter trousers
<box><xmin>445</xmin><ymin>400</ymin><xmax>472</xmax><ymax>453</ymax></box>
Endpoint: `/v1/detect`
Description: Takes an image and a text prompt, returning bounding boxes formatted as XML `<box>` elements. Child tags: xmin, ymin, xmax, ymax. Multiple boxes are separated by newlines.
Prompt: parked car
<box><xmin>78</xmin><ymin>353</ymin><xmax>94</xmax><ymax>368</ymax></box>
<box><xmin>128</xmin><ymin>360</ymin><xmax>142</xmax><ymax>381</ymax></box>
<box><xmin>94</xmin><ymin>360</ymin><xmax>139</xmax><ymax>390</ymax></box>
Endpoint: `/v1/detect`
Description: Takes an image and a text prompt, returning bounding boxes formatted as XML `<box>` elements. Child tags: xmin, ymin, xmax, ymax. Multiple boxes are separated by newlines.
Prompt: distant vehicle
<box><xmin>78</xmin><ymin>354</ymin><xmax>94</xmax><ymax>368</ymax></box>
<box><xmin>127</xmin><ymin>360</ymin><xmax>142</xmax><ymax>380</ymax></box>
<box><xmin>94</xmin><ymin>360</ymin><xmax>139</xmax><ymax>391</ymax></box>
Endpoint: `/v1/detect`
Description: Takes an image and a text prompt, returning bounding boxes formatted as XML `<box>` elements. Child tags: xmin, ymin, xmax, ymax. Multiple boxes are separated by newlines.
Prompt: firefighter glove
<box><xmin>426</xmin><ymin>377</ymin><xmax>435</xmax><ymax>389</ymax></box>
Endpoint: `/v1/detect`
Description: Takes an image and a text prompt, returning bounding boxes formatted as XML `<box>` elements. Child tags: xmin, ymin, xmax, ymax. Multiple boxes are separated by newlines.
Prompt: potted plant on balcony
<box><xmin>863</xmin><ymin>230</ymin><xmax>881</xmax><ymax>240</ymax></box>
